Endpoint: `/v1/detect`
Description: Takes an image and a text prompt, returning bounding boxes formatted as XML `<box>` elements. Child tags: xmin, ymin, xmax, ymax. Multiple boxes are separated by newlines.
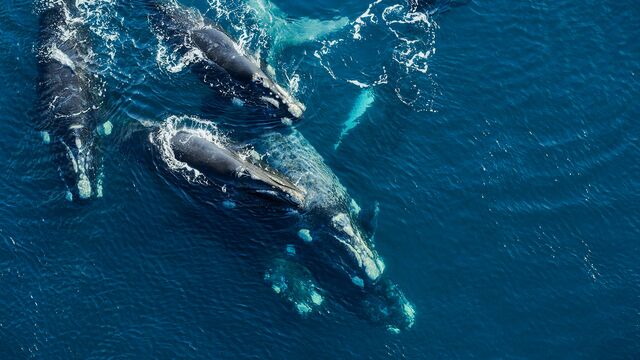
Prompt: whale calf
<box><xmin>149</xmin><ymin>0</ymin><xmax>305</xmax><ymax>122</ymax></box>
<box><xmin>36</xmin><ymin>0</ymin><xmax>103</xmax><ymax>200</ymax></box>
<box><xmin>169</xmin><ymin>130</ymin><xmax>305</xmax><ymax>205</ymax></box>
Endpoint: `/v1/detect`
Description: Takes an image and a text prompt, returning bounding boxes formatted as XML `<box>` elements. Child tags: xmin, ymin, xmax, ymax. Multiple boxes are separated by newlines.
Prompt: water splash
<box><xmin>149</xmin><ymin>115</ymin><xmax>235</xmax><ymax>185</ymax></box>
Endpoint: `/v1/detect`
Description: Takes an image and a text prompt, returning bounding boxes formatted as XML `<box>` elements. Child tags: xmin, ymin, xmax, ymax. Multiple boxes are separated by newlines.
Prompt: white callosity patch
<box><xmin>96</xmin><ymin>167</ymin><xmax>104</xmax><ymax>198</ymax></box>
<box><xmin>41</xmin><ymin>131</ymin><xmax>51</xmax><ymax>144</ymax></box>
<box><xmin>310</xmin><ymin>290</ymin><xmax>323</xmax><ymax>306</ymax></box>
<box><xmin>77</xmin><ymin>173</ymin><xmax>92</xmax><ymax>199</ymax></box>
<box><xmin>222</xmin><ymin>200</ymin><xmax>236</xmax><ymax>209</ymax></box>
<box><xmin>297</xmin><ymin>229</ymin><xmax>313</xmax><ymax>243</ymax></box>
<box><xmin>331</xmin><ymin>212</ymin><xmax>382</xmax><ymax>281</ymax></box>
<box><xmin>100</xmin><ymin>120</ymin><xmax>112</xmax><ymax>136</ymax></box>
<box><xmin>231</xmin><ymin>97</ymin><xmax>245</xmax><ymax>107</ymax></box>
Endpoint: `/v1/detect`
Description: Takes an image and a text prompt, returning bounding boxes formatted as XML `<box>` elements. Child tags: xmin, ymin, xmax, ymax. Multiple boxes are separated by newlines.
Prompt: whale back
<box><xmin>170</xmin><ymin>131</ymin><xmax>305</xmax><ymax>205</ymax></box>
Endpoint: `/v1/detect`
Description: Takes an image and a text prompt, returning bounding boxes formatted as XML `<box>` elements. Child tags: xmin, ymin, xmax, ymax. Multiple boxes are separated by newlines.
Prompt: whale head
<box><xmin>303</xmin><ymin>211</ymin><xmax>415</xmax><ymax>331</ymax></box>
<box><xmin>56</xmin><ymin>124</ymin><xmax>99</xmax><ymax>201</ymax></box>
<box><xmin>317</xmin><ymin>212</ymin><xmax>386</xmax><ymax>288</ymax></box>
<box><xmin>253</xmin><ymin>72</ymin><xmax>306</xmax><ymax>121</ymax></box>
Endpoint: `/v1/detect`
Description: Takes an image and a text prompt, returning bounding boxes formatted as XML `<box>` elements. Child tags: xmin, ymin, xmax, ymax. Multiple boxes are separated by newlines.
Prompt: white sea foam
<box><xmin>310</xmin><ymin>0</ymin><xmax>437</xmax><ymax>112</ymax></box>
<box><xmin>150</xmin><ymin>115</ymin><xmax>235</xmax><ymax>186</ymax></box>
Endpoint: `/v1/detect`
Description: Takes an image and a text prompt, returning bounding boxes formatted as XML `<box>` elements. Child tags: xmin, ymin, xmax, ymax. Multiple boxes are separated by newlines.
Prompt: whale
<box><xmin>36</xmin><ymin>0</ymin><xmax>104</xmax><ymax>200</ymax></box>
<box><xmin>254</xmin><ymin>130</ymin><xmax>415</xmax><ymax>331</ymax></box>
<box><xmin>151</xmin><ymin>122</ymin><xmax>415</xmax><ymax>331</ymax></box>
<box><xmin>169</xmin><ymin>130</ymin><xmax>305</xmax><ymax>205</ymax></box>
<box><xmin>148</xmin><ymin>0</ymin><xmax>305</xmax><ymax>122</ymax></box>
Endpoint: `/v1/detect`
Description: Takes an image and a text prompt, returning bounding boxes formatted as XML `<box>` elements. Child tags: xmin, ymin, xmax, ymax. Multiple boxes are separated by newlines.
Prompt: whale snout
<box><xmin>330</xmin><ymin>212</ymin><xmax>385</xmax><ymax>284</ymax></box>
<box><xmin>58</xmin><ymin>127</ymin><xmax>99</xmax><ymax>201</ymax></box>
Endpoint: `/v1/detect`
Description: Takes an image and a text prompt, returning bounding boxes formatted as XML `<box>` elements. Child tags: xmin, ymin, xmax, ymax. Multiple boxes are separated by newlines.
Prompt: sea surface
<box><xmin>1</xmin><ymin>0</ymin><xmax>639</xmax><ymax>358</ymax></box>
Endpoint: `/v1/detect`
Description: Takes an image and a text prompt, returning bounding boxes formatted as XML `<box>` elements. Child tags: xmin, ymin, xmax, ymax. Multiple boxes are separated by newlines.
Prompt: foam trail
<box><xmin>247</xmin><ymin>0</ymin><xmax>349</xmax><ymax>63</ymax></box>
<box><xmin>334</xmin><ymin>88</ymin><xmax>375</xmax><ymax>150</ymax></box>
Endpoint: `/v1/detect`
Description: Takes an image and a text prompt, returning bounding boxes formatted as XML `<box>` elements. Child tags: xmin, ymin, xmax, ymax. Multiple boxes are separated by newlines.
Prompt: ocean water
<box><xmin>1</xmin><ymin>0</ymin><xmax>639</xmax><ymax>358</ymax></box>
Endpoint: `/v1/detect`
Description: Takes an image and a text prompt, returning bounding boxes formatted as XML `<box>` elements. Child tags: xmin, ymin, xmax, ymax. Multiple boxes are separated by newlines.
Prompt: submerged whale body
<box><xmin>153</xmin><ymin>125</ymin><xmax>414</xmax><ymax>331</ymax></box>
<box><xmin>148</xmin><ymin>0</ymin><xmax>305</xmax><ymax>122</ymax></box>
<box><xmin>36</xmin><ymin>0</ymin><xmax>103</xmax><ymax>200</ymax></box>
<box><xmin>254</xmin><ymin>130</ymin><xmax>415</xmax><ymax>330</ymax></box>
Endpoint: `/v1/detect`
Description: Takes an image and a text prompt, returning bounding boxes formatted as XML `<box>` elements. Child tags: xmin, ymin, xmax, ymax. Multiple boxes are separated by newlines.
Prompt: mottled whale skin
<box><xmin>257</xmin><ymin>130</ymin><xmax>415</xmax><ymax>331</ymax></box>
<box><xmin>36</xmin><ymin>1</ymin><xmax>101</xmax><ymax>200</ymax></box>
<box><xmin>162</xmin><ymin>128</ymin><xmax>414</xmax><ymax>331</ymax></box>
<box><xmin>149</xmin><ymin>1</ymin><xmax>305</xmax><ymax>121</ymax></box>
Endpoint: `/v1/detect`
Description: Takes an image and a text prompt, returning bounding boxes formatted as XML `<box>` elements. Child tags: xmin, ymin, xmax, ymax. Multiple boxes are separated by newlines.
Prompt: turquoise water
<box><xmin>1</xmin><ymin>0</ymin><xmax>639</xmax><ymax>358</ymax></box>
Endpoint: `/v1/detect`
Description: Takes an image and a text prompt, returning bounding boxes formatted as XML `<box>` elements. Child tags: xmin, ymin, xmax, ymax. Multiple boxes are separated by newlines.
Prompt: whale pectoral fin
<box><xmin>266</xmin><ymin>16</ymin><xmax>350</xmax><ymax>64</ymax></box>
<box><xmin>96</xmin><ymin>120</ymin><xmax>113</xmax><ymax>136</ymax></box>
<box><xmin>335</xmin><ymin>87</ymin><xmax>376</xmax><ymax>150</ymax></box>
<box><xmin>359</xmin><ymin>201</ymin><xmax>380</xmax><ymax>240</ymax></box>
<box><xmin>249</xmin><ymin>0</ymin><xmax>349</xmax><ymax>63</ymax></box>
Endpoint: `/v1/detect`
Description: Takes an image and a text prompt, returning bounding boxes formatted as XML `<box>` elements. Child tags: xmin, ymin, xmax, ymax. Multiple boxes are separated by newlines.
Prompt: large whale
<box><xmin>148</xmin><ymin>0</ymin><xmax>306</xmax><ymax>122</ymax></box>
<box><xmin>151</xmin><ymin>123</ymin><xmax>415</xmax><ymax>331</ymax></box>
<box><xmin>36</xmin><ymin>0</ymin><xmax>104</xmax><ymax>200</ymax></box>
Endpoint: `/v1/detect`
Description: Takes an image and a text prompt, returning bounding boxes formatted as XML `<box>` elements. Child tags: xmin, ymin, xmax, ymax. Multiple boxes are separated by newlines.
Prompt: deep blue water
<box><xmin>1</xmin><ymin>0</ymin><xmax>639</xmax><ymax>358</ymax></box>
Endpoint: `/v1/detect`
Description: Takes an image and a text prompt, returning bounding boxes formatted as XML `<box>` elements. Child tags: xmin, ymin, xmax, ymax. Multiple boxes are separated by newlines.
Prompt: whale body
<box><xmin>149</xmin><ymin>1</ymin><xmax>305</xmax><ymax>121</ymax></box>
<box><xmin>36</xmin><ymin>1</ymin><xmax>103</xmax><ymax>200</ymax></box>
<box><xmin>155</xmin><ymin>126</ymin><xmax>415</xmax><ymax>331</ymax></box>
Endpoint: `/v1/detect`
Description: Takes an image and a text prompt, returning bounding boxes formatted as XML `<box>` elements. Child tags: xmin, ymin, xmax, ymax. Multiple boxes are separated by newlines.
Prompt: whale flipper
<box><xmin>247</xmin><ymin>0</ymin><xmax>349</xmax><ymax>63</ymax></box>
<box><xmin>334</xmin><ymin>87</ymin><xmax>376</xmax><ymax>150</ymax></box>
